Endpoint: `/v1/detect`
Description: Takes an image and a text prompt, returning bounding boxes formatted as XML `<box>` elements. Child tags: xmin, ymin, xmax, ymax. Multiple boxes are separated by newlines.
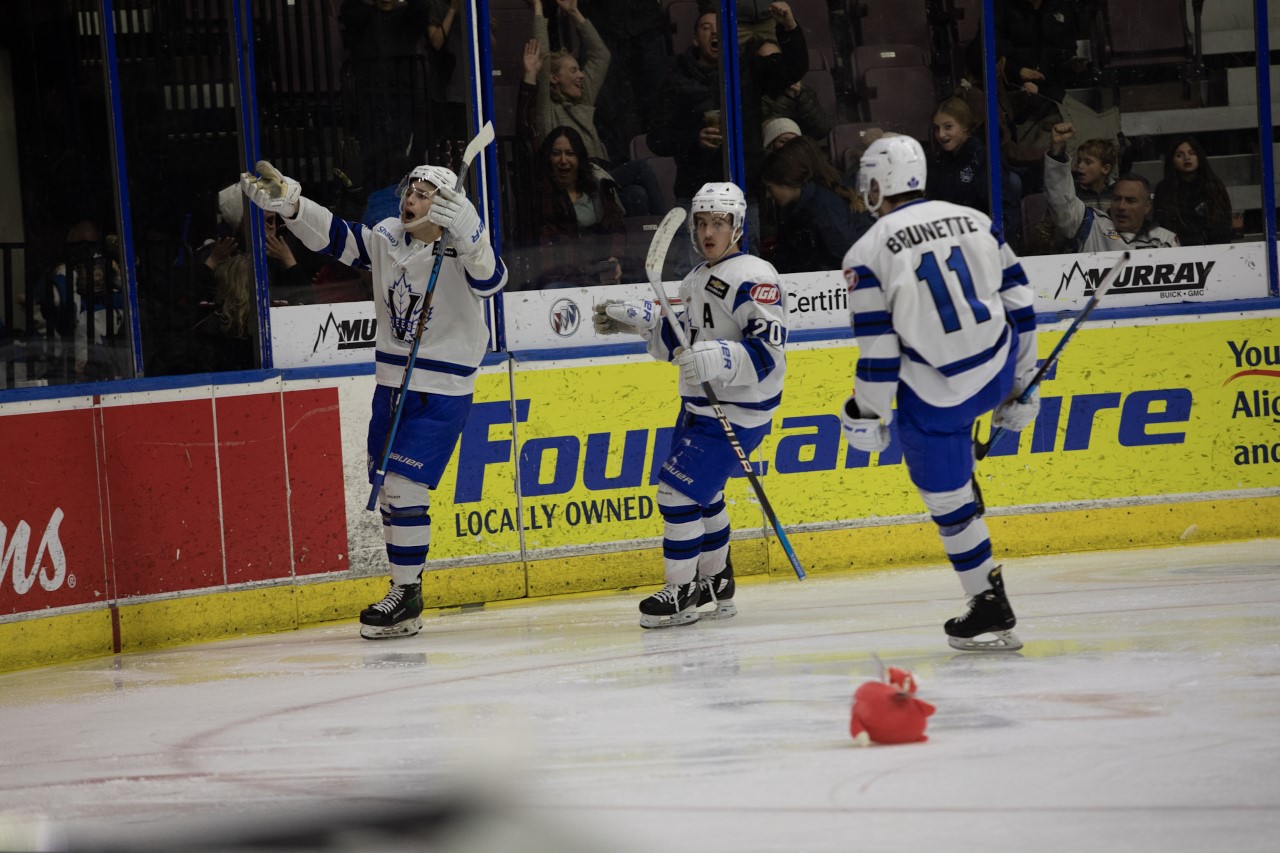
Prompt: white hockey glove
<box><xmin>240</xmin><ymin>160</ymin><xmax>301</xmax><ymax>218</ymax></box>
<box><xmin>427</xmin><ymin>184</ymin><xmax>484</xmax><ymax>254</ymax></box>
<box><xmin>841</xmin><ymin>395</ymin><xmax>891</xmax><ymax>453</ymax></box>
<box><xmin>993</xmin><ymin>388</ymin><xmax>1040</xmax><ymax>432</ymax></box>
<box><xmin>675</xmin><ymin>339</ymin><xmax>736</xmax><ymax>385</ymax></box>
<box><xmin>592</xmin><ymin>300</ymin><xmax>661</xmax><ymax>335</ymax></box>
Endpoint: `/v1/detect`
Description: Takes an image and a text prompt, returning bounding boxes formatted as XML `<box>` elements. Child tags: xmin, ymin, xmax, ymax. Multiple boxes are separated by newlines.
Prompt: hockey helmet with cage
<box><xmin>857</xmin><ymin>135</ymin><xmax>927</xmax><ymax>216</ymax></box>
<box><xmin>399</xmin><ymin>164</ymin><xmax>459</xmax><ymax>197</ymax></box>
<box><xmin>397</xmin><ymin>165</ymin><xmax>459</xmax><ymax>231</ymax></box>
<box><xmin>688</xmin><ymin>181</ymin><xmax>747</xmax><ymax>252</ymax></box>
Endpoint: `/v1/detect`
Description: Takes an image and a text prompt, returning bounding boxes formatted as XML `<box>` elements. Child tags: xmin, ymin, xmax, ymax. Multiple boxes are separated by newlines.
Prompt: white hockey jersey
<box><xmin>842</xmin><ymin>199</ymin><xmax>1037</xmax><ymax>419</ymax></box>
<box><xmin>646</xmin><ymin>251</ymin><xmax>788</xmax><ymax>429</ymax></box>
<box><xmin>286</xmin><ymin>197</ymin><xmax>507</xmax><ymax>395</ymax></box>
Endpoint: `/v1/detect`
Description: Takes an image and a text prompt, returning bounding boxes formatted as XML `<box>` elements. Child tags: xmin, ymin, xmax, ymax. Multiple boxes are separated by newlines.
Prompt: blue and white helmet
<box><xmin>857</xmin><ymin>135</ymin><xmax>927</xmax><ymax>216</ymax></box>
<box><xmin>689</xmin><ymin>181</ymin><xmax>747</xmax><ymax>250</ymax></box>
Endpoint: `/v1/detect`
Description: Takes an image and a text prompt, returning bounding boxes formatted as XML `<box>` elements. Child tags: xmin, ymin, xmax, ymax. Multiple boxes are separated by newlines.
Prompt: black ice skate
<box><xmin>696</xmin><ymin>559</ymin><xmax>736</xmax><ymax>620</ymax></box>
<box><xmin>639</xmin><ymin>578</ymin><xmax>700</xmax><ymax>629</ymax></box>
<box><xmin>944</xmin><ymin>567</ymin><xmax>1022</xmax><ymax>651</ymax></box>
<box><xmin>359</xmin><ymin>581</ymin><xmax>424</xmax><ymax>640</ymax></box>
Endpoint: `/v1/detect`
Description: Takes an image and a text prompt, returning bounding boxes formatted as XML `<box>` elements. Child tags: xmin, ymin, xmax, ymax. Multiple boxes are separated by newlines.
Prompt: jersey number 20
<box><xmin>914</xmin><ymin>247</ymin><xmax>991</xmax><ymax>333</ymax></box>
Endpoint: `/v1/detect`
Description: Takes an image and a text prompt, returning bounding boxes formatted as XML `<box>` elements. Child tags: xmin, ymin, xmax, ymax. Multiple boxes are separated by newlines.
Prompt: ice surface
<box><xmin>2</xmin><ymin>540</ymin><xmax>1278</xmax><ymax>852</ymax></box>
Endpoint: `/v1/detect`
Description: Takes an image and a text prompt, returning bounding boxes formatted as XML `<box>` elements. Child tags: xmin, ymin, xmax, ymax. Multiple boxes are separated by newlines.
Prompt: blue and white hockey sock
<box><xmin>657</xmin><ymin>483</ymin><xmax>701</xmax><ymax>585</ymax></box>
<box><xmin>698</xmin><ymin>491</ymin><xmax>730</xmax><ymax>578</ymax></box>
<box><xmin>380</xmin><ymin>472</ymin><xmax>431</xmax><ymax>586</ymax></box>
<box><xmin>920</xmin><ymin>482</ymin><xmax>995</xmax><ymax>597</ymax></box>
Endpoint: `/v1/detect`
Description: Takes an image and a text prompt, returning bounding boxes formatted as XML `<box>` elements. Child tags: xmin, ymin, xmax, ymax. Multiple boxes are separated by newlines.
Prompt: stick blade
<box><xmin>461</xmin><ymin>121</ymin><xmax>495</xmax><ymax>169</ymax></box>
<box><xmin>645</xmin><ymin>207</ymin><xmax>687</xmax><ymax>284</ymax></box>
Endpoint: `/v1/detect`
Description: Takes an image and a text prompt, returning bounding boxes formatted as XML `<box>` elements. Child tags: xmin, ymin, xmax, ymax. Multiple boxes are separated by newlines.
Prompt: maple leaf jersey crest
<box><xmin>385</xmin><ymin>270</ymin><xmax>425</xmax><ymax>341</ymax></box>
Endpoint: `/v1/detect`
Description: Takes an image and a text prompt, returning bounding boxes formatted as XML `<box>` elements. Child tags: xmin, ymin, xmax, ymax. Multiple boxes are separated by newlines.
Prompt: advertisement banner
<box><xmin>769</xmin><ymin>317</ymin><xmax>1280</xmax><ymax>528</ymax></box>
<box><xmin>498</xmin><ymin>242</ymin><xmax>1272</xmax><ymax>350</ymax></box>
<box><xmin>0</xmin><ymin>402</ymin><xmax>109</xmax><ymax>616</ymax></box>
<box><xmin>396</xmin><ymin>316</ymin><xmax>1278</xmax><ymax>568</ymax></box>
<box><xmin>271</xmin><ymin>302</ymin><xmax>378</xmax><ymax>368</ymax></box>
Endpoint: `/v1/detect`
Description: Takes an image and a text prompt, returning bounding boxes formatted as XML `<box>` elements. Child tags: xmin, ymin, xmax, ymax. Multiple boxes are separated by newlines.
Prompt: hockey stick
<box><xmin>644</xmin><ymin>208</ymin><xmax>806</xmax><ymax>581</ymax></box>
<box><xmin>366</xmin><ymin>121</ymin><xmax>496</xmax><ymax>511</ymax></box>
<box><xmin>975</xmin><ymin>250</ymin><xmax>1131</xmax><ymax>461</ymax></box>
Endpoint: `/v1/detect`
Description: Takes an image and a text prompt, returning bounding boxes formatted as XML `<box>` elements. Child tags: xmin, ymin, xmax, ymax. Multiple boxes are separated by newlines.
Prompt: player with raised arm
<box><xmin>241</xmin><ymin>157</ymin><xmax>507</xmax><ymax>640</ymax></box>
<box><xmin>593</xmin><ymin>183</ymin><xmax>788</xmax><ymax>628</ymax></box>
<box><xmin>839</xmin><ymin>135</ymin><xmax>1038</xmax><ymax>651</ymax></box>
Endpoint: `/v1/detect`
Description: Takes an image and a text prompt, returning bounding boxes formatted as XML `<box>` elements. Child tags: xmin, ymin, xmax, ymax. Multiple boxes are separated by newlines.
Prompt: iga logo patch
<box><xmin>549</xmin><ymin>298</ymin><xmax>581</xmax><ymax>337</ymax></box>
<box><xmin>749</xmin><ymin>282</ymin><xmax>781</xmax><ymax>305</ymax></box>
<box><xmin>844</xmin><ymin>267</ymin><xmax>859</xmax><ymax>291</ymax></box>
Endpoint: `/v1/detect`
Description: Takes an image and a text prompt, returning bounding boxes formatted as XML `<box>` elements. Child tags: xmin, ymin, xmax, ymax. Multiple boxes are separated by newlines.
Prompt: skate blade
<box><xmin>359</xmin><ymin>617</ymin><xmax>423</xmax><ymax>640</ymax></box>
<box><xmin>639</xmin><ymin>609</ymin><xmax>700</xmax><ymax>629</ymax></box>
<box><xmin>947</xmin><ymin>629</ymin><xmax>1022</xmax><ymax>652</ymax></box>
<box><xmin>698</xmin><ymin>601</ymin><xmax>737</xmax><ymax>620</ymax></box>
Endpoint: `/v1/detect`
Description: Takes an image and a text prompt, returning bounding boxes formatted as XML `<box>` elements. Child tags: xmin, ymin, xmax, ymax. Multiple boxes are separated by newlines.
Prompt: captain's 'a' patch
<box><xmin>705</xmin><ymin>276</ymin><xmax>730</xmax><ymax>299</ymax></box>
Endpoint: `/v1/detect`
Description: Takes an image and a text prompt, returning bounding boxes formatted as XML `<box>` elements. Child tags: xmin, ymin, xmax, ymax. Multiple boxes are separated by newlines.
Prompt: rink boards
<box><xmin>2</xmin><ymin>313</ymin><xmax>1278</xmax><ymax>669</ymax></box>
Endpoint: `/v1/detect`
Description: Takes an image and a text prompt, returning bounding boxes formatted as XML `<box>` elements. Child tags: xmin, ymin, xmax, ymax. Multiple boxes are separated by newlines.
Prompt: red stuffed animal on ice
<box><xmin>849</xmin><ymin>666</ymin><xmax>935</xmax><ymax>746</ymax></box>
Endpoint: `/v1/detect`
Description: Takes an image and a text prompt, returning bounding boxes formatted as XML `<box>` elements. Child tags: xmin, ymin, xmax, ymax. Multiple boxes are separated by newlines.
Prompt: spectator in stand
<box><xmin>763</xmin><ymin>118</ymin><xmax>801</xmax><ymax>153</ymax></box>
<box><xmin>994</xmin><ymin>0</ymin><xmax>1086</xmax><ymax>106</ymax></box>
<box><xmin>759</xmin><ymin>42</ymin><xmax>831</xmax><ymax>143</ymax></box>
<box><xmin>192</xmin><ymin>253</ymin><xmax>257</xmax><ymax>372</ymax></box>
<box><xmin>338</xmin><ymin>0</ymin><xmax>432</xmax><ymax>192</ymax></box>
<box><xmin>263</xmin><ymin>211</ymin><xmax>320</xmax><ymax>305</ymax></box>
<box><xmin>1045</xmin><ymin>122</ymin><xmax>1179</xmax><ymax>252</ymax></box>
<box><xmin>1154</xmin><ymin>135</ymin><xmax>1233</xmax><ymax>246</ymax></box>
<box><xmin>39</xmin><ymin>221</ymin><xmax>129</xmax><ymax>381</ymax></box>
<box><xmin>529</xmin><ymin>0</ymin><xmax>664</xmax><ymax>216</ymax></box>
<box><xmin>579</xmin><ymin>0</ymin><xmax>669</xmax><ymax>162</ymax></box>
<box><xmin>927</xmin><ymin>97</ymin><xmax>989</xmax><ymax>213</ymax></box>
<box><xmin>760</xmin><ymin>137</ymin><xmax>869</xmax><ymax>272</ymax></box>
<box><xmin>1073</xmin><ymin>136</ymin><xmax>1118</xmax><ymax>214</ymax></box>
<box><xmin>649</xmin><ymin>3</ymin><xmax>807</xmax><ymax>205</ymax></box>
<box><xmin>426</xmin><ymin>0</ymin><xmax>468</xmax><ymax>168</ymax></box>
<box><xmin>737</xmin><ymin>0</ymin><xmax>780</xmax><ymax>44</ymax></box>
<box><xmin>525</xmin><ymin>125</ymin><xmax>626</xmax><ymax>289</ymax></box>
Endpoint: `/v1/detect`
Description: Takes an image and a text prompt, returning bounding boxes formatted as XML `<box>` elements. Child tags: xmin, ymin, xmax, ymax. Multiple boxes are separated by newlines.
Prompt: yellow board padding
<box><xmin>3</xmin><ymin>494</ymin><xmax>1277</xmax><ymax>672</ymax></box>
<box><xmin>765</xmin><ymin>494</ymin><xmax>1280</xmax><ymax>576</ymax></box>
<box><xmin>0</xmin><ymin>609</ymin><xmax>115</xmax><ymax>672</ymax></box>
<box><xmin>525</xmin><ymin>536</ymin><xmax>771</xmax><ymax>598</ymax></box>
<box><xmin>116</xmin><ymin>586</ymin><xmax>301</xmax><ymax>653</ymax></box>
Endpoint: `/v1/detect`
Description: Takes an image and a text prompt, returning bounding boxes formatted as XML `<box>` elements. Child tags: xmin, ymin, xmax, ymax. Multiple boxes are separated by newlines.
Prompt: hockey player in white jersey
<box><xmin>241</xmin><ymin>160</ymin><xmax>507</xmax><ymax>639</ymax></box>
<box><xmin>593</xmin><ymin>183</ymin><xmax>788</xmax><ymax>628</ymax></box>
<box><xmin>839</xmin><ymin>135</ymin><xmax>1038</xmax><ymax>651</ymax></box>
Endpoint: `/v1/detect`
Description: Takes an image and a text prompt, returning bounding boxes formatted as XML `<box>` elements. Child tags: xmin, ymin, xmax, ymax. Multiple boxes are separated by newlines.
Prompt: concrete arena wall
<box><xmin>2</xmin><ymin>314</ymin><xmax>1278</xmax><ymax>671</ymax></box>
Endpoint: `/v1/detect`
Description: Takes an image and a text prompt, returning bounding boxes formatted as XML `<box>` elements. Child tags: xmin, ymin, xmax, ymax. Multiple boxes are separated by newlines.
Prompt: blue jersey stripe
<box><xmin>466</xmin><ymin>256</ymin><xmax>506</xmax><ymax>291</ymax></box>
<box><xmin>376</xmin><ymin>350</ymin><xmax>477</xmax><ymax>377</ymax></box>
<box><xmin>740</xmin><ymin>336</ymin><xmax>776</xmax><ymax>381</ymax></box>
<box><xmin>852</xmin><ymin>310</ymin><xmax>893</xmax><ymax>337</ymax></box>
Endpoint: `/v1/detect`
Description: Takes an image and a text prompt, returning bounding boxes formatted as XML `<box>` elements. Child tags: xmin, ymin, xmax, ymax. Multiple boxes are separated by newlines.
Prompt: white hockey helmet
<box><xmin>397</xmin><ymin>165</ymin><xmax>459</xmax><ymax>230</ymax></box>
<box><xmin>857</xmin><ymin>135</ymin><xmax>927</xmax><ymax>216</ymax></box>
<box><xmin>688</xmin><ymin>181</ymin><xmax>747</xmax><ymax>251</ymax></box>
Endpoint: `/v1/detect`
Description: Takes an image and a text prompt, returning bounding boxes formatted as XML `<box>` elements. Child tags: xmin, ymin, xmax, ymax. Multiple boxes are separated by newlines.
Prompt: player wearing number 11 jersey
<box><xmin>839</xmin><ymin>135</ymin><xmax>1038</xmax><ymax>651</ymax></box>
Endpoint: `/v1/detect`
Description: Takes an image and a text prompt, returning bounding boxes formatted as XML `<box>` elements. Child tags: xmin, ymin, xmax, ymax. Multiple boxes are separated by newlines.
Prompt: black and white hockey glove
<box><xmin>592</xmin><ymin>299</ymin><xmax>660</xmax><ymax>335</ymax></box>
<box><xmin>675</xmin><ymin>339</ymin><xmax>736</xmax><ymax>385</ymax></box>
<box><xmin>427</xmin><ymin>185</ymin><xmax>485</xmax><ymax>254</ymax></box>
<box><xmin>992</xmin><ymin>368</ymin><xmax>1041</xmax><ymax>432</ymax></box>
<box><xmin>840</xmin><ymin>395</ymin><xmax>891</xmax><ymax>453</ymax></box>
<box><xmin>240</xmin><ymin>160</ymin><xmax>301</xmax><ymax>218</ymax></box>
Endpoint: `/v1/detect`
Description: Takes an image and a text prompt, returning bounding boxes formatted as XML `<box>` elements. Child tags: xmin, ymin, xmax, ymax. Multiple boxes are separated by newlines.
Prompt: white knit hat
<box><xmin>218</xmin><ymin>183</ymin><xmax>243</xmax><ymax>229</ymax></box>
<box><xmin>762</xmin><ymin>118</ymin><xmax>802</xmax><ymax>151</ymax></box>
